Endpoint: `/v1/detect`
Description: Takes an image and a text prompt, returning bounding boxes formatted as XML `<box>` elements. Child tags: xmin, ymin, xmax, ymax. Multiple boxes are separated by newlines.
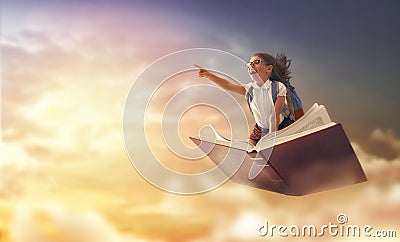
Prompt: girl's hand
<box><xmin>194</xmin><ymin>64</ymin><xmax>211</xmax><ymax>78</ymax></box>
<box><xmin>194</xmin><ymin>64</ymin><xmax>246</xmax><ymax>95</ymax></box>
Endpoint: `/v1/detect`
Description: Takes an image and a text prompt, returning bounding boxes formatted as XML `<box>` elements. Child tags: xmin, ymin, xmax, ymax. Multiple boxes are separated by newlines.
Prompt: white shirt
<box><xmin>243</xmin><ymin>80</ymin><xmax>287</xmax><ymax>130</ymax></box>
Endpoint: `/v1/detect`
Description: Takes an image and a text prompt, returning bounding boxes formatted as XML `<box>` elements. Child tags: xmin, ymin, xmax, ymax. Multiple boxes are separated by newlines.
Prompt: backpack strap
<box><xmin>272</xmin><ymin>80</ymin><xmax>292</xmax><ymax>120</ymax></box>
<box><xmin>271</xmin><ymin>80</ymin><xmax>278</xmax><ymax>103</ymax></box>
<box><xmin>246</xmin><ymin>85</ymin><xmax>254</xmax><ymax>114</ymax></box>
<box><xmin>246</xmin><ymin>81</ymin><xmax>292</xmax><ymax>121</ymax></box>
<box><xmin>247</xmin><ymin>85</ymin><xmax>254</xmax><ymax>103</ymax></box>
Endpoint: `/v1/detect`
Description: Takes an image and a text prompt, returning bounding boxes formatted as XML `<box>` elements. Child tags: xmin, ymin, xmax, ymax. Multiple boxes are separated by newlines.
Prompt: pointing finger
<box><xmin>194</xmin><ymin>64</ymin><xmax>203</xmax><ymax>69</ymax></box>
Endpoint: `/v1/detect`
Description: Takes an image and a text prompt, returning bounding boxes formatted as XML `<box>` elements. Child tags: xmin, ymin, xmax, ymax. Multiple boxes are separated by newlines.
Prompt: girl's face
<box><xmin>247</xmin><ymin>55</ymin><xmax>273</xmax><ymax>82</ymax></box>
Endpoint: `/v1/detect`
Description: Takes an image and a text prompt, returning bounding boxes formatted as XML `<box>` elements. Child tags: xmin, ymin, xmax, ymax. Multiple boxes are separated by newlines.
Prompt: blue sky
<box><xmin>2</xmin><ymin>1</ymin><xmax>400</xmax><ymax>241</ymax></box>
<box><xmin>2</xmin><ymin>0</ymin><xmax>400</xmax><ymax>154</ymax></box>
<box><xmin>155</xmin><ymin>0</ymin><xmax>400</xmax><ymax>156</ymax></box>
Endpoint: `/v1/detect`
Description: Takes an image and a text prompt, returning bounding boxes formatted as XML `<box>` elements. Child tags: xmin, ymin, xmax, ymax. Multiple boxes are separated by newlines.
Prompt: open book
<box><xmin>191</xmin><ymin>103</ymin><xmax>367</xmax><ymax>195</ymax></box>
<box><xmin>198</xmin><ymin>103</ymin><xmax>335</xmax><ymax>152</ymax></box>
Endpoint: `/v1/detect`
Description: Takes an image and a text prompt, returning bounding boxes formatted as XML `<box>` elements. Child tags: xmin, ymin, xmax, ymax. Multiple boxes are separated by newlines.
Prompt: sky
<box><xmin>1</xmin><ymin>0</ymin><xmax>400</xmax><ymax>241</ymax></box>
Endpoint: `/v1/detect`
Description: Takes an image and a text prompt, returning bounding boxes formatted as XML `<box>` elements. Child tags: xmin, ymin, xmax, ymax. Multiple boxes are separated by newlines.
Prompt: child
<box><xmin>196</xmin><ymin>53</ymin><xmax>297</xmax><ymax>145</ymax></box>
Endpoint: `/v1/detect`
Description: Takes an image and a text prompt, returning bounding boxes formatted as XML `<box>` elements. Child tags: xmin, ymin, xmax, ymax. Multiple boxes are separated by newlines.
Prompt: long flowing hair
<box><xmin>252</xmin><ymin>52</ymin><xmax>292</xmax><ymax>84</ymax></box>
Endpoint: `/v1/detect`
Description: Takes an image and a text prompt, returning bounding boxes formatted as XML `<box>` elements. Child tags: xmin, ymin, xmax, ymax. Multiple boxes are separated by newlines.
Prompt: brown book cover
<box><xmin>190</xmin><ymin>123</ymin><xmax>367</xmax><ymax>196</ymax></box>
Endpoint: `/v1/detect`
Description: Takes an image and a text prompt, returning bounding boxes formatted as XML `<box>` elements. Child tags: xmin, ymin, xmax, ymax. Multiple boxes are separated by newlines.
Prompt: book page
<box><xmin>274</xmin><ymin>122</ymin><xmax>336</xmax><ymax>145</ymax></box>
<box><xmin>293</xmin><ymin>116</ymin><xmax>327</xmax><ymax>134</ymax></box>
<box><xmin>255</xmin><ymin>103</ymin><xmax>334</xmax><ymax>151</ymax></box>
<box><xmin>257</xmin><ymin>103</ymin><xmax>321</xmax><ymax>143</ymax></box>
<box><xmin>192</xmin><ymin>103</ymin><xmax>333</xmax><ymax>153</ymax></box>
<box><xmin>196</xmin><ymin>125</ymin><xmax>253</xmax><ymax>151</ymax></box>
<box><xmin>276</xmin><ymin>103</ymin><xmax>331</xmax><ymax>138</ymax></box>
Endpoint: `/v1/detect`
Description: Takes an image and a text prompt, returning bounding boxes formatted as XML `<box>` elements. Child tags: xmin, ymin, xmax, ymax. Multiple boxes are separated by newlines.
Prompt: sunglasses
<box><xmin>246</xmin><ymin>59</ymin><xmax>270</xmax><ymax>68</ymax></box>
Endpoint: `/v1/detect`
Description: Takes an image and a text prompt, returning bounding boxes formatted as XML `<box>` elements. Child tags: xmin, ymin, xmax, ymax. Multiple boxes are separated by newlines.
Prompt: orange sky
<box><xmin>1</xmin><ymin>1</ymin><xmax>400</xmax><ymax>241</ymax></box>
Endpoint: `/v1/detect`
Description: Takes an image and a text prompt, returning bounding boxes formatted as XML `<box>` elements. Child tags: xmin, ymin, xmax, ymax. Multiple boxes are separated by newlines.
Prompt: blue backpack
<box><xmin>246</xmin><ymin>80</ymin><xmax>304</xmax><ymax>129</ymax></box>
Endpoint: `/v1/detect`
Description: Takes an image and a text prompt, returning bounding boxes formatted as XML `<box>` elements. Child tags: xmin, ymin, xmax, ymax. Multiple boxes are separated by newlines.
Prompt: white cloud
<box><xmin>369</xmin><ymin>128</ymin><xmax>400</xmax><ymax>158</ymax></box>
<box><xmin>9</xmin><ymin>202</ymin><xmax>157</xmax><ymax>242</ymax></box>
<box><xmin>352</xmin><ymin>141</ymin><xmax>400</xmax><ymax>183</ymax></box>
<box><xmin>127</xmin><ymin>194</ymin><xmax>199</xmax><ymax>217</ymax></box>
<box><xmin>192</xmin><ymin>211</ymin><xmax>265</xmax><ymax>242</ymax></box>
<box><xmin>370</xmin><ymin>129</ymin><xmax>399</xmax><ymax>145</ymax></box>
<box><xmin>0</xmin><ymin>142</ymin><xmax>36</xmax><ymax>197</ymax></box>
<box><xmin>225</xmin><ymin>211</ymin><xmax>266</xmax><ymax>241</ymax></box>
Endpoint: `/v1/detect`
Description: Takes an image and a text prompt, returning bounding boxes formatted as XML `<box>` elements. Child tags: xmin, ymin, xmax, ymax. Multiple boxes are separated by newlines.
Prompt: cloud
<box><xmin>112</xmin><ymin>185</ymin><xmax>278</xmax><ymax>242</ymax></box>
<box><xmin>353</xmin><ymin>142</ymin><xmax>400</xmax><ymax>185</ymax></box>
<box><xmin>189</xmin><ymin>210</ymin><xmax>265</xmax><ymax>242</ymax></box>
<box><xmin>2</xmin><ymin>2</ymin><xmax>212</xmax><ymax>159</ymax></box>
<box><xmin>2</xmin><ymin>29</ymin><xmax>140</xmax><ymax>159</ymax></box>
<box><xmin>0</xmin><ymin>143</ymin><xmax>36</xmax><ymax>197</ymax></box>
<box><xmin>2</xmin><ymin>127</ymin><xmax>400</xmax><ymax>242</ymax></box>
<box><xmin>186</xmin><ymin>141</ymin><xmax>400</xmax><ymax>242</ymax></box>
<box><xmin>366</xmin><ymin>128</ymin><xmax>400</xmax><ymax>160</ymax></box>
<box><xmin>9</xmin><ymin>202</ymin><xmax>157</xmax><ymax>242</ymax></box>
<box><xmin>2</xmin><ymin>3</ymin><xmax>399</xmax><ymax>242</ymax></box>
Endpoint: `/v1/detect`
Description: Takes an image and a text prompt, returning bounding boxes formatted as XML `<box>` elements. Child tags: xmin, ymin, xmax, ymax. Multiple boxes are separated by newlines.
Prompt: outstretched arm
<box><xmin>195</xmin><ymin>64</ymin><xmax>246</xmax><ymax>96</ymax></box>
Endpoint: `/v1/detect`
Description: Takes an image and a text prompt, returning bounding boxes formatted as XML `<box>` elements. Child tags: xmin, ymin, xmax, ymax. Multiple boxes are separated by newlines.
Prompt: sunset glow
<box><xmin>2</xmin><ymin>1</ymin><xmax>400</xmax><ymax>241</ymax></box>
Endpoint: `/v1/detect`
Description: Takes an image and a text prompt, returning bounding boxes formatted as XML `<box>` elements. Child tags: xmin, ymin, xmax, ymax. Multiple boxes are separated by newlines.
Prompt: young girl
<box><xmin>196</xmin><ymin>53</ymin><xmax>296</xmax><ymax>145</ymax></box>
